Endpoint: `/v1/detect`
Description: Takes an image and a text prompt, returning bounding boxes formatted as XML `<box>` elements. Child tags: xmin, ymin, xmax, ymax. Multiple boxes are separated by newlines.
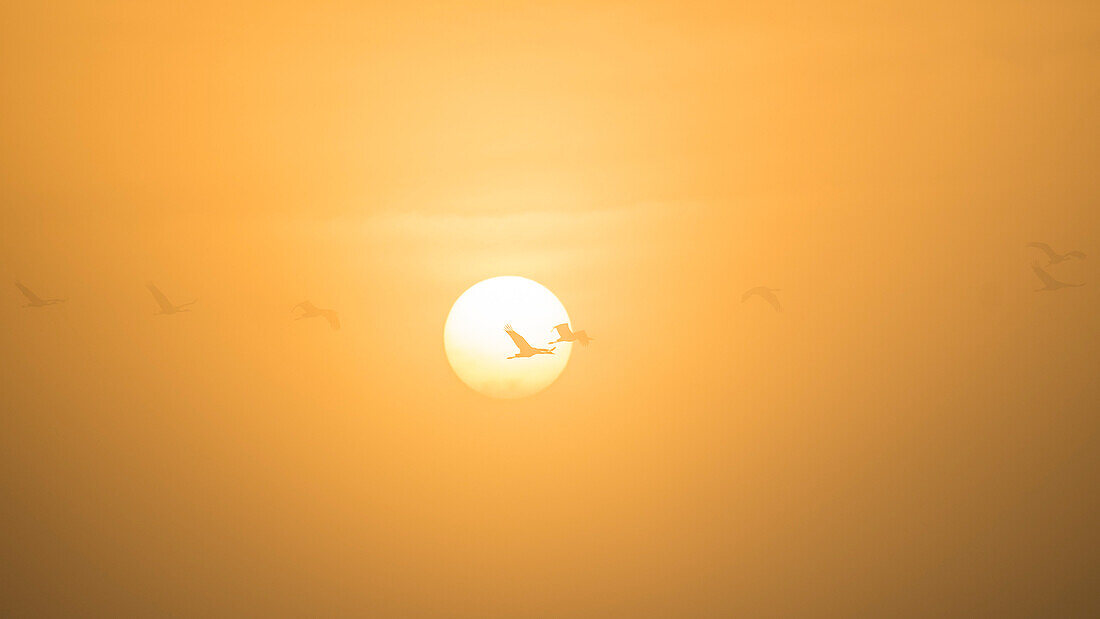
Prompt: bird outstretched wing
<box><xmin>504</xmin><ymin>324</ymin><xmax>533</xmax><ymax>353</ymax></box>
<box><xmin>743</xmin><ymin>287</ymin><xmax>781</xmax><ymax>311</ymax></box>
<box><xmin>322</xmin><ymin>309</ymin><xmax>340</xmax><ymax>330</ymax></box>
<box><xmin>15</xmin><ymin>282</ymin><xmax>43</xmax><ymax>304</ymax></box>
<box><xmin>760</xmin><ymin>291</ymin><xmax>781</xmax><ymax>312</ymax></box>
<box><xmin>1027</xmin><ymin>242</ymin><xmax>1058</xmax><ymax>260</ymax></box>
<box><xmin>1031</xmin><ymin>263</ymin><xmax>1059</xmax><ymax>287</ymax></box>
<box><xmin>294</xmin><ymin>301</ymin><xmax>317</xmax><ymax>313</ymax></box>
<box><xmin>552</xmin><ymin>323</ymin><xmax>572</xmax><ymax>338</ymax></box>
<box><xmin>146</xmin><ymin>283</ymin><xmax>174</xmax><ymax>311</ymax></box>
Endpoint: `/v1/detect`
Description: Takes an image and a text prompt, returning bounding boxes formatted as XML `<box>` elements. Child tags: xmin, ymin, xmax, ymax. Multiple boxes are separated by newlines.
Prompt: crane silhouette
<box><xmin>550</xmin><ymin>323</ymin><xmax>592</xmax><ymax>346</ymax></box>
<box><xmin>147</xmin><ymin>282</ymin><xmax>196</xmax><ymax>314</ymax></box>
<box><xmin>505</xmin><ymin>324</ymin><xmax>554</xmax><ymax>359</ymax></box>
<box><xmin>1027</xmin><ymin>242</ymin><xmax>1086</xmax><ymax>266</ymax></box>
<box><xmin>293</xmin><ymin>301</ymin><xmax>340</xmax><ymax>330</ymax></box>
<box><xmin>1031</xmin><ymin>263</ymin><xmax>1083</xmax><ymax>292</ymax></box>
<box><xmin>742</xmin><ymin>286</ymin><xmax>781</xmax><ymax>312</ymax></box>
<box><xmin>15</xmin><ymin>282</ymin><xmax>65</xmax><ymax>307</ymax></box>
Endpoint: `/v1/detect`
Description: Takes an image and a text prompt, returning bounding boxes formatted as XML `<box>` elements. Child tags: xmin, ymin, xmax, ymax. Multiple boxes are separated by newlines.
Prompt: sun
<box><xmin>444</xmin><ymin>276</ymin><xmax>572</xmax><ymax>399</ymax></box>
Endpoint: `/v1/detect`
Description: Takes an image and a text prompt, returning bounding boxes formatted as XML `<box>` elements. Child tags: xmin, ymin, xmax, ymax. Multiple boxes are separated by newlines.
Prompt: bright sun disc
<box><xmin>444</xmin><ymin>276</ymin><xmax>571</xmax><ymax>399</ymax></box>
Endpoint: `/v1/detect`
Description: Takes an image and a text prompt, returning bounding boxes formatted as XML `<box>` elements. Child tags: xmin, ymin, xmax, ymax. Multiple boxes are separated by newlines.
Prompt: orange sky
<box><xmin>2</xmin><ymin>2</ymin><xmax>1099</xmax><ymax>616</ymax></box>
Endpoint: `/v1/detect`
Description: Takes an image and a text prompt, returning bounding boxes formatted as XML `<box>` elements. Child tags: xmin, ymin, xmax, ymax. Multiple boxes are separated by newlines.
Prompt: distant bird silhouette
<box><xmin>742</xmin><ymin>286</ymin><xmax>781</xmax><ymax>312</ymax></box>
<box><xmin>505</xmin><ymin>324</ymin><xmax>554</xmax><ymax>359</ymax></box>
<box><xmin>550</xmin><ymin>323</ymin><xmax>592</xmax><ymax>346</ymax></box>
<box><xmin>293</xmin><ymin>301</ymin><xmax>340</xmax><ymax>330</ymax></box>
<box><xmin>1031</xmin><ymin>263</ymin><xmax>1083</xmax><ymax>292</ymax></box>
<box><xmin>15</xmin><ymin>282</ymin><xmax>65</xmax><ymax>307</ymax></box>
<box><xmin>147</xmin><ymin>282</ymin><xmax>196</xmax><ymax>314</ymax></box>
<box><xmin>1027</xmin><ymin>242</ymin><xmax>1086</xmax><ymax>266</ymax></box>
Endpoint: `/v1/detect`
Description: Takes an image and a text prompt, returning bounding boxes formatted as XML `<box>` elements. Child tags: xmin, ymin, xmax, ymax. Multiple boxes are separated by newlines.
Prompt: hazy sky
<box><xmin>2</xmin><ymin>2</ymin><xmax>1099</xmax><ymax>616</ymax></box>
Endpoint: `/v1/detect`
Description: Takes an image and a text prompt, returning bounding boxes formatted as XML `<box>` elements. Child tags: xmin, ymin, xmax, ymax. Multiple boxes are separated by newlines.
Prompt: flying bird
<box><xmin>1031</xmin><ymin>263</ymin><xmax>1083</xmax><ymax>292</ymax></box>
<box><xmin>293</xmin><ymin>301</ymin><xmax>340</xmax><ymax>330</ymax></box>
<box><xmin>15</xmin><ymin>282</ymin><xmax>65</xmax><ymax>307</ymax></box>
<box><xmin>505</xmin><ymin>323</ymin><xmax>555</xmax><ymax>359</ymax></box>
<box><xmin>147</xmin><ymin>282</ymin><xmax>196</xmax><ymax>314</ymax></box>
<box><xmin>742</xmin><ymin>286</ymin><xmax>781</xmax><ymax>312</ymax></box>
<box><xmin>1027</xmin><ymin>242</ymin><xmax>1086</xmax><ymax>266</ymax></box>
<box><xmin>550</xmin><ymin>323</ymin><xmax>592</xmax><ymax>346</ymax></box>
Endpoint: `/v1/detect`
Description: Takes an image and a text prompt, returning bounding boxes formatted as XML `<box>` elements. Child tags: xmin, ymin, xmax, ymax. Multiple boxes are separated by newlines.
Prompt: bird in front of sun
<box><xmin>1031</xmin><ymin>263</ymin><xmax>1083</xmax><ymax>292</ymax></box>
<box><xmin>445</xmin><ymin>277</ymin><xmax>571</xmax><ymax>398</ymax></box>
<box><xmin>742</xmin><ymin>286</ymin><xmax>781</xmax><ymax>312</ymax></box>
<box><xmin>1027</xmin><ymin>242</ymin><xmax>1086</xmax><ymax>266</ymax></box>
<box><xmin>293</xmin><ymin>301</ymin><xmax>340</xmax><ymax>330</ymax></box>
<box><xmin>15</xmin><ymin>282</ymin><xmax>65</xmax><ymax>308</ymax></box>
<box><xmin>504</xmin><ymin>323</ymin><xmax>555</xmax><ymax>359</ymax></box>
<box><xmin>147</xmin><ymin>282</ymin><xmax>196</xmax><ymax>314</ymax></box>
<box><xmin>550</xmin><ymin>323</ymin><xmax>592</xmax><ymax>346</ymax></box>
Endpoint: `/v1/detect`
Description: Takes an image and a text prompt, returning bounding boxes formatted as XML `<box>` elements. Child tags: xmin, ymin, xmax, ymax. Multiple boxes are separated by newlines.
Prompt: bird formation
<box><xmin>15</xmin><ymin>281</ymin><xmax>343</xmax><ymax>331</ymax></box>
<box><xmin>18</xmin><ymin>240</ymin><xmax>1084</xmax><ymax>347</ymax></box>
<box><xmin>16</xmin><ymin>280</ymin><xmax>587</xmax><ymax>347</ymax></box>
<box><xmin>1027</xmin><ymin>242</ymin><xmax>1086</xmax><ymax>291</ymax></box>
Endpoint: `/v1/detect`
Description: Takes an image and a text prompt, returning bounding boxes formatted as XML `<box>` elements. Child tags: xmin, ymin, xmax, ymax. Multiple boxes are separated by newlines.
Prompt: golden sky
<box><xmin>2</xmin><ymin>1</ymin><xmax>1099</xmax><ymax>616</ymax></box>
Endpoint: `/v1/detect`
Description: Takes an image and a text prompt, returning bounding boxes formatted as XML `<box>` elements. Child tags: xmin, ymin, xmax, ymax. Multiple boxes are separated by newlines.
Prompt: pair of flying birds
<box><xmin>149</xmin><ymin>283</ymin><xmax>339</xmax><ymax>327</ymax></box>
<box><xmin>503</xmin><ymin>323</ymin><xmax>591</xmax><ymax>359</ymax></box>
<box><xmin>16</xmin><ymin>281</ymin><xmax>200</xmax><ymax>314</ymax></box>
<box><xmin>148</xmin><ymin>283</ymin><xmax>340</xmax><ymax>329</ymax></box>
<box><xmin>148</xmin><ymin>283</ymin><xmax>339</xmax><ymax>328</ymax></box>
